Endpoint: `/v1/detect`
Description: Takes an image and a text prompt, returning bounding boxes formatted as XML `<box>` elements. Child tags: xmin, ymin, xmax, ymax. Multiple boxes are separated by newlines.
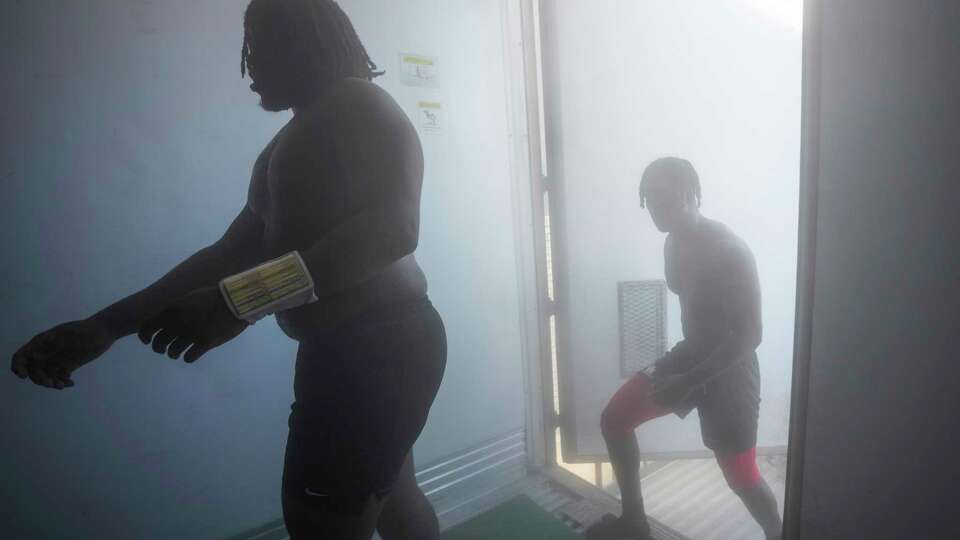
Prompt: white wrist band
<box><xmin>218</xmin><ymin>251</ymin><xmax>318</xmax><ymax>324</ymax></box>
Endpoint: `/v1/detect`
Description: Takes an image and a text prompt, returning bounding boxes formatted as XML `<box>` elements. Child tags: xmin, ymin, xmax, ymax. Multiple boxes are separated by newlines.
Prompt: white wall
<box><xmin>346</xmin><ymin>0</ymin><xmax>529</xmax><ymax>469</ymax></box>
<box><xmin>1</xmin><ymin>1</ymin><xmax>529</xmax><ymax>538</ymax></box>
<box><xmin>797</xmin><ymin>1</ymin><xmax>960</xmax><ymax>538</ymax></box>
<box><xmin>543</xmin><ymin>0</ymin><xmax>801</xmax><ymax>457</ymax></box>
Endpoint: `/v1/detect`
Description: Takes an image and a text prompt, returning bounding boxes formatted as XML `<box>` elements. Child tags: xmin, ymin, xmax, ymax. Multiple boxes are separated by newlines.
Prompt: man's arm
<box><xmin>295</xmin><ymin>82</ymin><xmax>423</xmax><ymax>298</ymax></box>
<box><xmin>683</xmin><ymin>243</ymin><xmax>763</xmax><ymax>387</ymax></box>
<box><xmin>90</xmin><ymin>204</ymin><xmax>264</xmax><ymax>338</ymax></box>
<box><xmin>652</xmin><ymin>235</ymin><xmax>693</xmax><ymax>373</ymax></box>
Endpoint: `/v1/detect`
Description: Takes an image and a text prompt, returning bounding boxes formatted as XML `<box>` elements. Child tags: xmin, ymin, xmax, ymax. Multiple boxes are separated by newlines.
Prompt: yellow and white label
<box><xmin>417</xmin><ymin>101</ymin><xmax>443</xmax><ymax>133</ymax></box>
<box><xmin>219</xmin><ymin>251</ymin><xmax>317</xmax><ymax>322</ymax></box>
<box><xmin>400</xmin><ymin>53</ymin><xmax>439</xmax><ymax>87</ymax></box>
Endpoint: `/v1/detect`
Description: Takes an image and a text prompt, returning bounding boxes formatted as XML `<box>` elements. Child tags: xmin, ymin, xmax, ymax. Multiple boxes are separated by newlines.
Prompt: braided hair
<box><xmin>638</xmin><ymin>156</ymin><xmax>702</xmax><ymax>208</ymax></box>
<box><xmin>241</xmin><ymin>0</ymin><xmax>384</xmax><ymax>83</ymax></box>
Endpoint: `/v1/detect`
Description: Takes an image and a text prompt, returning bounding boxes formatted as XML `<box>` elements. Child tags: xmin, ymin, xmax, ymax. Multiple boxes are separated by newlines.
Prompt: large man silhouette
<box><xmin>11</xmin><ymin>1</ymin><xmax>446</xmax><ymax>538</ymax></box>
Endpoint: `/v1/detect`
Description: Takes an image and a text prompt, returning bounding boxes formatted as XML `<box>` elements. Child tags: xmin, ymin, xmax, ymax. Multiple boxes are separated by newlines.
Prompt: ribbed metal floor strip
<box><xmin>627</xmin><ymin>455</ymin><xmax>787</xmax><ymax>540</ymax></box>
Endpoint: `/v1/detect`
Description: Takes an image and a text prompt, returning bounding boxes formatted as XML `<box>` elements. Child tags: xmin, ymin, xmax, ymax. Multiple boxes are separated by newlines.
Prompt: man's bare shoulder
<box><xmin>286</xmin><ymin>78</ymin><xmax>412</xmax><ymax>154</ymax></box>
<box><xmin>297</xmin><ymin>78</ymin><xmax>403</xmax><ymax>126</ymax></box>
<box><xmin>335</xmin><ymin>77</ymin><xmax>396</xmax><ymax>105</ymax></box>
<box><xmin>702</xmin><ymin>218</ymin><xmax>755</xmax><ymax>265</ymax></box>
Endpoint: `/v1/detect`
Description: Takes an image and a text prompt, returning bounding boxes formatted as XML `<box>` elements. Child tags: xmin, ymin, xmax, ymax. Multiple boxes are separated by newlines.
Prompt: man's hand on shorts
<box><xmin>651</xmin><ymin>373</ymin><xmax>696</xmax><ymax>410</ymax></box>
<box><xmin>137</xmin><ymin>286</ymin><xmax>250</xmax><ymax>363</ymax></box>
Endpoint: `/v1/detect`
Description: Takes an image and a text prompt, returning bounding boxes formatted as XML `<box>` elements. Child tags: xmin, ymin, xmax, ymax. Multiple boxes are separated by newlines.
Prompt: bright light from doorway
<box><xmin>738</xmin><ymin>0</ymin><xmax>803</xmax><ymax>32</ymax></box>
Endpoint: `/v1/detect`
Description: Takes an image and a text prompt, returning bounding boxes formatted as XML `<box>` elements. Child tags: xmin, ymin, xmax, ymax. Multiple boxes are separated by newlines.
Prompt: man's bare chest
<box><xmin>668</xmin><ymin>243</ymin><xmax>727</xmax><ymax>306</ymax></box>
<box><xmin>247</xmin><ymin>129</ymin><xmax>354</xmax><ymax>228</ymax></box>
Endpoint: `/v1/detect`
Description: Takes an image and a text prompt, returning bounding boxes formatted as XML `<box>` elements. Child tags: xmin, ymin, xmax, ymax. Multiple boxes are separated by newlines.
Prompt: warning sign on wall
<box><xmin>417</xmin><ymin>101</ymin><xmax>443</xmax><ymax>133</ymax></box>
<box><xmin>400</xmin><ymin>54</ymin><xmax>439</xmax><ymax>87</ymax></box>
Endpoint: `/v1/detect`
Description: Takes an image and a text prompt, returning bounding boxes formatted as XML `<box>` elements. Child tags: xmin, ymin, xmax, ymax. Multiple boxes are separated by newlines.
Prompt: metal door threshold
<box><xmin>540</xmin><ymin>465</ymin><xmax>691</xmax><ymax>540</ymax></box>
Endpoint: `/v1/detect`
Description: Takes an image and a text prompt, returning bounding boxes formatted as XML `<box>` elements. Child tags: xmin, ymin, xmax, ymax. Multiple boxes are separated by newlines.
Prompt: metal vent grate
<box><xmin>618</xmin><ymin>280</ymin><xmax>667</xmax><ymax>377</ymax></box>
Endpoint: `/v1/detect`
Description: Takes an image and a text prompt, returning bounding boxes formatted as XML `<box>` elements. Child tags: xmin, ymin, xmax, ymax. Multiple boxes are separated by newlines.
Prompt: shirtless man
<box><xmin>9</xmin><ymin>1</ymin><xmax>446</xmax><ymax>538</ymax></box>
<box><xmin>586</xmin><ymin>157</ymin><xmax>782</xmax><ymax>540</ymax></box>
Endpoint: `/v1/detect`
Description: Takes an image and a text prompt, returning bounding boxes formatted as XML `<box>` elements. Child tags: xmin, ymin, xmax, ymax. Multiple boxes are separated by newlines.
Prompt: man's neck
<box><xmin>292</xmin><ymin>78</ymin><xmax>350</xmax><ymax>116</ymax></box>
<box><xmin>672</xmin><ymin>211</ymin><xmax>703</xmax><ymax>240</ymax></box>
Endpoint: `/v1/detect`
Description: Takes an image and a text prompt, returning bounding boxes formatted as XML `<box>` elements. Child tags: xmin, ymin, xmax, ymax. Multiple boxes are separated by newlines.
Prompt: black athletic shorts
<box><xmin>281</xmin><ymin>296</ymin><xmax>446</xmax><ymax>509</ymax></box>
<box><xmin>653</xmin><ymin>347</ymin><xmax>761</xmax><ymax>455</ymax></box>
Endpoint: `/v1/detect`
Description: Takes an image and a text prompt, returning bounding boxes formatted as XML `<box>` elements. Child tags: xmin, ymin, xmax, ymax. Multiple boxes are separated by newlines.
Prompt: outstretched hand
<box><xmin>138</xmin><ymin>286</ymin><xmax>249</xmax><ymax>363</ymax></box>
<box><xmin>10</xmin><ymin>318</ymin><xmax>117</xmax><ymax>389</ymax></box>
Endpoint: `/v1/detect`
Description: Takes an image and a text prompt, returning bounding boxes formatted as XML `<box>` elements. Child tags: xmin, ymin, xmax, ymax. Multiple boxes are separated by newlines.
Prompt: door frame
<box><xmin>783</xmin><ymin>0</ymin><xmax>821</xmax><ymax>536</ymax></box>
<box><xmin>512</xmin><ymin>0</ymin><xmax>819</xmax><ymax>535</ymax></box>
<box><xmin>532</xmin><ymin>0</ymin><xmax>715</xmax><ymax>463</ymax></box>
<box><xmin>527</xmin><ymin>0</ymin><xmax>817</xmax><ymax>466</ymax></box>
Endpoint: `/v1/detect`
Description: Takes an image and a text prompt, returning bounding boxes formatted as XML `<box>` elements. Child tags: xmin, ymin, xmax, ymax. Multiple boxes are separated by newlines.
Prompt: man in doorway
<box><xmin>10</xmin><ymin>1</ymin><xmax>446</xmax><ymax>538</ymax></box>
<box><xmin>586</xmin><ymin>157</ymin><xmax>782</xmax><ymax>540</ymax></box>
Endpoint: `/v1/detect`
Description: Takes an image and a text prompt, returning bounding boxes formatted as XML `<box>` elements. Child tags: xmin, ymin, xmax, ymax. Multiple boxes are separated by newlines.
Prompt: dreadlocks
<box><xmin>639</xmin><ymin>156</ymin><xmax>702</xmax><ymax>208</ymax></box>
<box><xmin>241</xmin><ymin>0</ymin><xmax>384</xmax><ymax>83</ymax></box>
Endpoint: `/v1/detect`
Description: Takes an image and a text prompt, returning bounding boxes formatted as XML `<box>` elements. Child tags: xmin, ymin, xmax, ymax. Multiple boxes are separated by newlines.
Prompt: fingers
<box><xmin>166</xmin><ymin>337</ymin><xmax>193</xmax><ymax>360</ymax></box>
<box><xmin>11</xmin><ymin>335</ymin><xmax>70</xmax><ymax>389</ymax></box>
<box><xmin>183</xmin><ymin>342</ymin><xmax>210</xmax><ymax>364</ymax></box>
<box><xmin>32</xmin><ymin>356</ymin><xmax>70</xmax><ymax>390</ymax></box>
<box><xmin>52</xmin><ymin>365</ymin><xmax>75</xmax><ymax>387</ymax></box>
<box><xmin>151</xmin><ymin>328</ymin><xmax>179</xmax><ymax>354</ymax></box>
<box><xmin>138</xmin><ymin>308</ymin><xmax>174</xmax><ymax>345</ymax></box>
<box><xmin>26</xmin><ymin>356</ymin><xmax>61</xmax><ymax>389</ymax></box>
<box><xmin>139</xmin><ymin>308</ymin><xmax>191</xmax><ymax>357</ymax></box>
<box><xmin>138</xmin><ymin>319</ymin><xmax>162</xmax><ymax>345</ymax></box>
<box><xmin>11</xmin><ymin>348</ymin><xmax>29</xmax><ymax>379</ymax></box>
<box><xmin>137</xmin><ymin>302</ymin><xmax>230</xmax><ymax>364</ymax></box>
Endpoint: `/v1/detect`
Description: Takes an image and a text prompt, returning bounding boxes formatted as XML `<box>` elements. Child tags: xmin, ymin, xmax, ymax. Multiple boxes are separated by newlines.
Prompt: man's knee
<box><xmin>600</xmin><ymin>402</ymin><xmax>631</xmax><ymax>439</ymax></box>
<box><xmin>717</xmin><ymin>447</ymin><xmax>761</xmax><ymax>491</ymax></box>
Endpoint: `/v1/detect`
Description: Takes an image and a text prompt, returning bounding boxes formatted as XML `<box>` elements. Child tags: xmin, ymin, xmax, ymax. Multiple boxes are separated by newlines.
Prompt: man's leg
<box><xmin>716</xmin><ymin>447</ymin><xmax>782</xmax><ymax>540</ymax></box>
<box><xmin>586</xmin><ymin>371</ymin><xmax>671</xmax><ymax>539</ymax></box>
<box><xmin>283</xmin><ymin>299</ymin><xmax>446</xmax><ymax>539</ymax></box>
<box><xmin>603</xmin><ymin>426</ymin><xmax>645</xmax><ymax>532</ymax></box>
<box><xmin>281</xmin><ymin>456</ymin><xmax>389</xmax><ymax>540</ymax></box>
<box><xmin>376</xmin><ymin>450</ymin><xmax>439</xmax><ymax>540</ymax></box>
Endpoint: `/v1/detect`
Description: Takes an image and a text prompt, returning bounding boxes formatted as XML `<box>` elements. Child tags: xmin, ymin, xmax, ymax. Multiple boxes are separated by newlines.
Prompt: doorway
<box><xmin>525</xmin><ymin>1</ymin><xmax>804</xmax><ymax>538</ymax></box>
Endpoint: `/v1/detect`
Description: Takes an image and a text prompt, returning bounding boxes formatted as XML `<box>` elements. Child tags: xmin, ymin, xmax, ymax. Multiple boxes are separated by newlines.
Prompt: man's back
<box><xmin>666</xmin><ymin>217</ymin><xmax>760</xmax><ymax>361</ymax></box>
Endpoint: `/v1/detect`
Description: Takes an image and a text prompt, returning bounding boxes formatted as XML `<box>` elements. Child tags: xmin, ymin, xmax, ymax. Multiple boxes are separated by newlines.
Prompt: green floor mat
<box><xmin>441</xmin><ymin>494</ymin><xmax>583</xmax><ymax>540</ymax></box>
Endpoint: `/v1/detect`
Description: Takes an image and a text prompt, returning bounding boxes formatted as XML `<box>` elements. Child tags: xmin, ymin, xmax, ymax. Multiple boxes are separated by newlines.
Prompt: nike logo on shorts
<box><xmin>304</xmin><ymin>487</ymin><xmax>328</xmax><ymax>497</ymax></box>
